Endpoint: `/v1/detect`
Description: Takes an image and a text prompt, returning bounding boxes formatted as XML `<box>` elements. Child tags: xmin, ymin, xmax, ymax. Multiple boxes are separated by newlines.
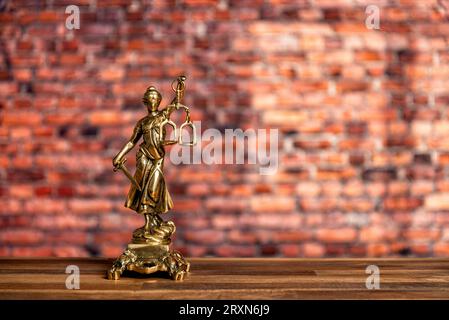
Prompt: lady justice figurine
<box><xmin>107</xmin><ymin>75</ymin><xmax>196</xmax><ymax>281</ymax></box>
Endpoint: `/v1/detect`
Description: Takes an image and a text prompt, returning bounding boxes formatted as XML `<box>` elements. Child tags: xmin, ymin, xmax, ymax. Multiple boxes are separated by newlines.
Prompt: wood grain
<box><xmin>0</xmin><ymin>258</ymin><xmax>449</xmax><ymax>299</ymax></box>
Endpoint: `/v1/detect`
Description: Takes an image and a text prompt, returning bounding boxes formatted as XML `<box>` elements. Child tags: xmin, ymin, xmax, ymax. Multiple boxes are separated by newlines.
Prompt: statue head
<box><xmin>142</xmin><ymin>86</ymin><xmax>162</xmax><ymax>112</ymax></box>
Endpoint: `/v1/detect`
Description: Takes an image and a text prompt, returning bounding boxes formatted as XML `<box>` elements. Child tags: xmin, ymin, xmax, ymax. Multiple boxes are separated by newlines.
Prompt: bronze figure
<box><xmin>107</xmin><ymin>76</ymin><xmax>196</xmax><ymax>281</ymax></box>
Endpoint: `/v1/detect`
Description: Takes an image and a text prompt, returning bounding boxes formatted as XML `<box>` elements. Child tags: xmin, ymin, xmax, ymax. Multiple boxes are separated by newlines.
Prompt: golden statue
<box><xmin>107</xmin><ymin>76</ymin><xmax>196</xmax><ymax>281</ymax></box>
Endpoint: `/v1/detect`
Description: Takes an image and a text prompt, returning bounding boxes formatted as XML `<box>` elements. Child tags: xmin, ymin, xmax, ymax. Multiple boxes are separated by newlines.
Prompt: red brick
<box><xmin>99</xmin><ymin>68</ymin><xmax>125</xmax><ymax>81</ymax></box>
<box><xmin>10</xmin><ymin>185</ymin><xmax>34</xmax><ymax>198</ymax></box>
<box><xmin>14</xmin><ymin>69</ymin><xmax>32</xmax><ymax>81</ymax></box>
<box><xmin>1</xmin><ymin>230</ymin><xmax>44</xmax><ymax>245</ymax></box>
<box><xmin>303</xmin><ymin>243</ymin><xmax>325</xmax><ymax>257</ymax></box>
<box><xmin>211</xmin><ymin>215</ymin><xmax>236</xmax><ymax>229</ymax></box>
<box><xmin>11</xmin><ymin>246</ymin><xmax>53</xmax><ymax>257</ymax></box>
<box><xmin>300</xmin><ymin>197</ymin><xmax>339</xmax><ymax>212</ymax></box>
<box><xmin>383</xmin><ymin>197</ymin><xmax>423</xmax><ymax>211</ymax></box>
<box><xmin>273</xmin><ymin>231</ymin><xmax>312</xmax><ymax>242</ymax></box>
<box><xmin>316</xmin><ymin>168</ymin><xmax>356</xmax><ymax>180</ymax></box>
<box><xmin>2</xmin><ymin>112</ymin><xmax>42</xmax><ymax>126</ymax></box>
<box><xmin>205</xmin><ymin>197</ymin><xmax>246</xmax><ymax>211</ymax></box>
<box><xmin>184</xmin><ymin>230</ymin><xmax>225</xmax><ymax>244</ymax></box>
<box><xmin>403</xmin><ymin>229</ymin><xmax>440</xmax><ymax>241</ymax></box>
<box><xmin>434</xmin><ymin>243</ymin><xmax>449</xmax><ymax>256</ymax></box>
<box><xmin>280</xmin><ymin>244</ymin><xmax>301</xmax><ymax>257</ymax></box>
<box><xmin>89</xmin><ymin>111</ymin><xmax>130</xmax><ymax>125</ymax></box>
<box><xmin>425</xmin><ymin>193</ymin><xmax>449</xmax><ymax>210</ymax></box>
<box><xmin>34</xmin><ymin>215</ymin><xmax>98</xmax><ymax>230</ymax></box>
<box><xmin>316</xmin><ymin>228</ymin><xmax>357</xmax><ymax>243</ymax></box>
<box><xmin>367</xmin><ymin>244</ymin><xmax>390</xmax><ymax>257</ymax></box>
<box><xmin>69</xmin><ymin>199</ymin><xmax>112</xmax><ymax>214</ymax></box>
<box><xmin>173</xmin><ymin>199</ymin><xmax>201</xmax><ymax>212</ymax></box>
<box><xmin>187</xmin><ymin>246</ymin><xmax>208</xmax><ymax>257</ymax></box>
<box><xmin>94</xmin><ymin>231</ymin><xmax>131</xmax><ymax>244</ymax></box>
<box><xmin>410</xmin><ymin>244</ymin><xmax>431</xmax><ymax>256</ymax></box>
<box><xmin>47</xmin><ymin>231</ymin><xmax>89</xmax><ymax>244</ymax></box>
<box><xmin>0</xmin><ymin>247</ymin><xmax>11</xmax><ymax>256</ymax></box>
<box><xmin>213</xmin><ymin>245</ymin><xmax>257</xmax><ymax>257</ymax></box>
<box><xmin>24</xmin><ymin>199</ymin><xmax>66</xmax><ymax>214</ymax></box>
<box><xmin>34</xmin><ymin>186</ymin><xmax>53</xmax><ymax>197</ymax></box>
<box><xmin>53</xmin><ymin>246</ymin><xmax>90</xmax><ymax>257</ymax></box>
<box><xmin>99</xmin><ymin>214</ymin><xmax>140</xmax><ymax>230</ymax></box>
<box><xmin>250</xmin><ymin>196</ymin><xmax>296</xmax><ymax>213</ymax></box>
<box><xmin>360</xmin><ymin>226</ymin><xmax>398</xmax><ymax>242</ymax></box>
<box><xmin>296</xmin><ymin>182</ymin><xmax>321</xmax><ymax>197</ymax></box>
<box><xmin>228</xmin><ymin>230</ymin><xmax>258</xmax><ymax>244</ymax></box>
<box><xmin>186</xmin><ymin>183</ymin><xmax>209</xmax><ymax>196</ymax></box>
<box><xmin>294</xmin><ymin>139</ymin><xmax>332</xmax><ymax>150</ymax></box>
<box><xmin>100</xmin><ymin>245</ymin><xmax>125</xmax><ymax>258</ymax></box>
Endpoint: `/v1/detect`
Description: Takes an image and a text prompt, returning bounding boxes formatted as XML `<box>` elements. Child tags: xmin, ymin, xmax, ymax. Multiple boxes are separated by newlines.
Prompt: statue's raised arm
<box><xmin>164</xmin><ymin>75</ymin><xmax>187</xmax><ymax>118</ymax></box>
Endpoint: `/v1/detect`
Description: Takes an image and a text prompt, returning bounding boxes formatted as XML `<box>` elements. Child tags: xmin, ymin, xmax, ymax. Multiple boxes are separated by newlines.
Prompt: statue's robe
<box><xmin>124</xmin><ymin>110</ymin><xmax>173</xmax><ymax>214</ymax></box>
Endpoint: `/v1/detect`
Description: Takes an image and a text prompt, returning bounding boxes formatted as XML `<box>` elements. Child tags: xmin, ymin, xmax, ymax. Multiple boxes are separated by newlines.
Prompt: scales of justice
<box><xmin>107</xmin><ymin>75</ymin><xmax>196</xmax><ymax>281</ymax></box>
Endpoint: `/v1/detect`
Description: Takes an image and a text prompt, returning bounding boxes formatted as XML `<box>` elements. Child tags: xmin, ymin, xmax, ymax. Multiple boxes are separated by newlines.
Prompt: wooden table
<box><xmin>1</xmin><ymin>258</ymin><xmax>449</xmax><ymax>299</ymax></box>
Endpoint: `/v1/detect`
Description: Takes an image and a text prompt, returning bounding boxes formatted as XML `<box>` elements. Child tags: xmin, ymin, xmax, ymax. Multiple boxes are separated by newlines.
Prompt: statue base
<box><xmin>107</xmin><ymin>243</ymin><xmax>190</xmax><ymax>281</ymax></box>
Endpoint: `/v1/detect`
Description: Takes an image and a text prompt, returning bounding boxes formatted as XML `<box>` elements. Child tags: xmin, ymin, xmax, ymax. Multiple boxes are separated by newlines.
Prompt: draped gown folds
<box><xmin>124</xmin><ymin>110</ymin><xmax>173</xmax><ymax>215</ymax></box>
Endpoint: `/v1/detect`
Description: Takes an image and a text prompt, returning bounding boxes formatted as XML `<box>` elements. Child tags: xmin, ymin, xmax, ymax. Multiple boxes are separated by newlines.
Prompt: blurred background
<box><xmin>1</xmin><ymin>0</ymin><xmax>449</xmax><ymax>258</ymax></box>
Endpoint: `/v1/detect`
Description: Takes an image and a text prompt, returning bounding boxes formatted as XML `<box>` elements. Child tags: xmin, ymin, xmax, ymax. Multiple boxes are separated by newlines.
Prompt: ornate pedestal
<box><xmin>107</xmin><ymin>243</ymin><xmax>190</xmax><ymax>280</ymax></box>
<box><xmin>107</xmin><ymin>219</ymin><xmax>190</xmax><ymax>281</ymax></box>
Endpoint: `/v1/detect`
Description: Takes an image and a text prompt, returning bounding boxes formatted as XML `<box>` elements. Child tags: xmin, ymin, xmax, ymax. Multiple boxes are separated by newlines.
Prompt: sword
<box><xmin>113</xmin><ymin>158</ymin><xmax>142</xmax><ymax>192</ymax></box>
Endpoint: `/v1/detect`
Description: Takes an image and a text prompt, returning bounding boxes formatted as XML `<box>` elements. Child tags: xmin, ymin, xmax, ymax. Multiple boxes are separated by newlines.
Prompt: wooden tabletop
<box><xmin>1</xmin><ymin>258</ymin><xmax>449</xmax><ymax>299</ymax></box>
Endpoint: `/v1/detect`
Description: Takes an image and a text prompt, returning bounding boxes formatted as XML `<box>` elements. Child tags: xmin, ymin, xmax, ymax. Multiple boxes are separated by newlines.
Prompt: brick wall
<box><xmin>1</xmin><ymin>0</ymin><xmax>449</xmax><ymax>258</ymax></box>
